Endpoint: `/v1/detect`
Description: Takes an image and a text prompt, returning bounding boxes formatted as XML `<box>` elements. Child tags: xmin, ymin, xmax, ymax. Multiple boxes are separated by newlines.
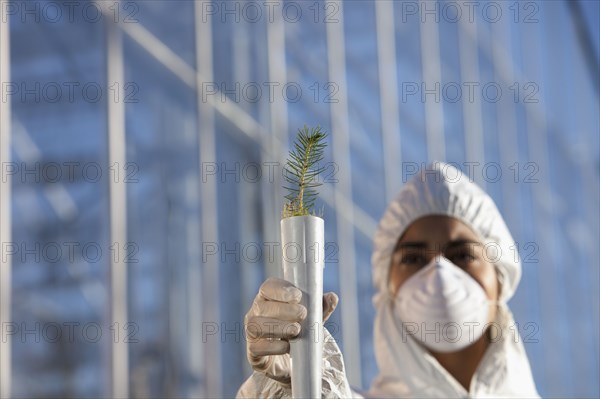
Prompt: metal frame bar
<box><xmin>106</xmin><ymin>9</ymin><xmax>129</xmax><ymax>398</ymax></box>
<box><xmin>194</xmin><ymin>3</ymin><xmax>222</xmax><ymax>397</ymax></box>
<box><xmin>457</xmin><ymin>15</ymin><xmax>486</xmax><ymax>187</ymax></box>
<box><xmin>418</xmin><ymin>0</ymin><xmax>446</xmax><ymax>161</ymax></box>
<box><xmin>0</xmin><ymin>1</ymin><xmax>12</xmax><ymax>396</ymax></box>
<box><xmin>325</xmin><ymin>0</ymin><xmax>362</xmax><ymax>386</ymax></box>
<box><xmin>265</xmin><ymin>1</ymin><xmax>289</xmax><ymax>278</ymax></box>
<box><xmin>490</xmin><ymin>13</ymin><xmax>521</xmax><ymax>225</ymax></box>
<box><xmin>375</xmin><ymin>0</ymin><xmax>402</xmax><ymax>203</ymax></box>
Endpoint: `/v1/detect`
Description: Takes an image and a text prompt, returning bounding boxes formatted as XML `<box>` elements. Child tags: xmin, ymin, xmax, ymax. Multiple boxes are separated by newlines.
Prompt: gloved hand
<box><xmin>244</xmin><ymin>277</ymin><xmax>339</xmax><ymax>385</ymax></box>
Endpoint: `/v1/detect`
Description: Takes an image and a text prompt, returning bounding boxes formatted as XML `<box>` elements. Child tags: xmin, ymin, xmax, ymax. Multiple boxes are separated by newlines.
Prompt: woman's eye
<box><xmin>449</xmin><ymin>251</ymin><xmax>476</xmax><ymax>264</ymax></box>
<box><xmin>400</xmin><ymin>254</ymin><xmax>425</xmax><ymax>265</ymax></box>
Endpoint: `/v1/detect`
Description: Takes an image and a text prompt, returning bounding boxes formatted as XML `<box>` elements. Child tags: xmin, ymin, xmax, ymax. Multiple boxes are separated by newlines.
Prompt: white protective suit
<box><xmin>237</xmin><ymin>162</ymin><xmax>539</xmax><ymax>398</ymax></box>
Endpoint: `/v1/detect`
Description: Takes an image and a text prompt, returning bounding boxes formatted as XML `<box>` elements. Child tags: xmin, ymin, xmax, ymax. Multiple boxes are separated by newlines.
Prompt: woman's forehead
<box><xmin>396</xmin><ymin>215</ymin><xmax>480</xmax><ymax>246</ymax></box>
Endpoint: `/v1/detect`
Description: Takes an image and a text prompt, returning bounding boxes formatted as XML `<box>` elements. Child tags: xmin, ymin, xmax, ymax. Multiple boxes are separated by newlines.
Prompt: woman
<box><xmin>237</xmin><ymin>162</ymin><xmax>539</xmax><ymax>398</ymax></box>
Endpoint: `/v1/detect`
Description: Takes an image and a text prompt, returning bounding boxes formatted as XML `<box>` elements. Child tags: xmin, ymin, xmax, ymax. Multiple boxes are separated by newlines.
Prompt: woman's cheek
<box><xmin>476</xmin><ymin>262</ymin><xmax>500</xmax><ymax>301</ymax></box>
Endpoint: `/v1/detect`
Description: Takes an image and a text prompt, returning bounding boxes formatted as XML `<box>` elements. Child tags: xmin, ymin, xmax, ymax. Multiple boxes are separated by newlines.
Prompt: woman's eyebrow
<box><xmin>394</xmin><ymin>240</ymin><xmax>481</xmax><ymax>252</ymax></box>
<box><xmin>445</xmin><ymin>240</ymin><xmax>481</xmax><ymax>250</ymax></box>
<box><xmin>396</xmin><ymin>242</ymin><xmax>428</xmax><ymax>249</ymax></box>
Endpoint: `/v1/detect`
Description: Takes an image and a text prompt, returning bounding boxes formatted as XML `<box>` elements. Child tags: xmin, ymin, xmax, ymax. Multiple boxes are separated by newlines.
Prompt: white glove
<box><xmin>244</xmin><ymin>277</ymin><xmax>339</xmax><ymax>385</ymax></box>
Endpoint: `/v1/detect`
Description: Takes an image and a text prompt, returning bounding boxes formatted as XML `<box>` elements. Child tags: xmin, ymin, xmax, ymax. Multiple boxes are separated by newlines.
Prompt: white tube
<box><xmin>280</xmin><ymin>215</ymin><xmax>324</xmax><ymax>399</ymax></box>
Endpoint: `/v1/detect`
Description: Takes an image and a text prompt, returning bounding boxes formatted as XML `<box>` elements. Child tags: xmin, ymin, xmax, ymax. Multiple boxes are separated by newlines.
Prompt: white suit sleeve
<box><xmin>236</xmin><ymin>327</ymin><xmax>361</xmax><ymax>399</ymax></box>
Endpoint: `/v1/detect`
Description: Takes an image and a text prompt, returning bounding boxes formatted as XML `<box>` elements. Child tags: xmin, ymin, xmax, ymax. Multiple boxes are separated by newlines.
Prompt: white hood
<box><xmin>368</xmin><ymin>162</ymin><xmax>539</xmax><ymax>398</ymax></box>
<box><xmin>372</xmin><ymin>162</ymin><xmax>522</xmax><ymax>307</ymax></box>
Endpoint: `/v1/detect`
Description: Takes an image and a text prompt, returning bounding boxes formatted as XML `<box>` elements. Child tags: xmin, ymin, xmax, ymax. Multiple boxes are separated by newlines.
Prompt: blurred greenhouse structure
<box><xmin>0</xmin><ymin>0</ymin><xmax>598</xmax><ymax>398</ymax></box>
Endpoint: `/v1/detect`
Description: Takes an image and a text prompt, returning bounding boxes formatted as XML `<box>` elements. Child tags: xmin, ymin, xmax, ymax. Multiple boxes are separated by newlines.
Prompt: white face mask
<box><xmin>393</xmin><ymin>256</ymin><xmax>491</xmax><ymax>353</ymax></box>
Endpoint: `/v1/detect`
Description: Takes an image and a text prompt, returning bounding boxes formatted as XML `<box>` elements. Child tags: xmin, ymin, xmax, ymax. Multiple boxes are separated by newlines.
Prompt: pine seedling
<box><xmin>282</xmin><ymin>126</ymin><xmax>328</xmax><ymax>218</ymax></box>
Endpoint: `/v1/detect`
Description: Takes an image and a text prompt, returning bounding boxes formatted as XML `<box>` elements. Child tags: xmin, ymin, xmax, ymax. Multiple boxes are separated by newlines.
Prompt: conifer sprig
<box><xmin>282</xmin><ymin>126</ymin><xmax>328</xmax><ymax>218</ymax></box>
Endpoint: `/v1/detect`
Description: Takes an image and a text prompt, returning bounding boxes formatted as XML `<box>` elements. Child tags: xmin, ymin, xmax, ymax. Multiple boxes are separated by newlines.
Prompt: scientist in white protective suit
<box><xmin>237</xmin><ymin>162</ymin><xmax>540</xmax><ymax>398</ymax></box>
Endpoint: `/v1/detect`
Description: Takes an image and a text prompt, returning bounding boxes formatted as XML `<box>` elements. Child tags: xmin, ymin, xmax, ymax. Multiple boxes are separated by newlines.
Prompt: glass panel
<box><xmin>344</xmin><ymin>1</ymin><xmax>386</xmax><ymax>221</ymax></box>
<box><xmin>9</xmin><ymin>5</ymin><xmax>109</xmax><ymax>398</ymax></box>
<box><xmin>131</xmin><ymin>0</ymin><xmax>195</xmax><ymax>66</ymax></box>
<box><xmin>123</xmin><ymin>36</ymin><xmax>199</xmax><ymax>397</ymax></box>
<box><xmin>214</xmin><ymin>114</ymin><xmax>263</xmax><ymax>398</ymax></box>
